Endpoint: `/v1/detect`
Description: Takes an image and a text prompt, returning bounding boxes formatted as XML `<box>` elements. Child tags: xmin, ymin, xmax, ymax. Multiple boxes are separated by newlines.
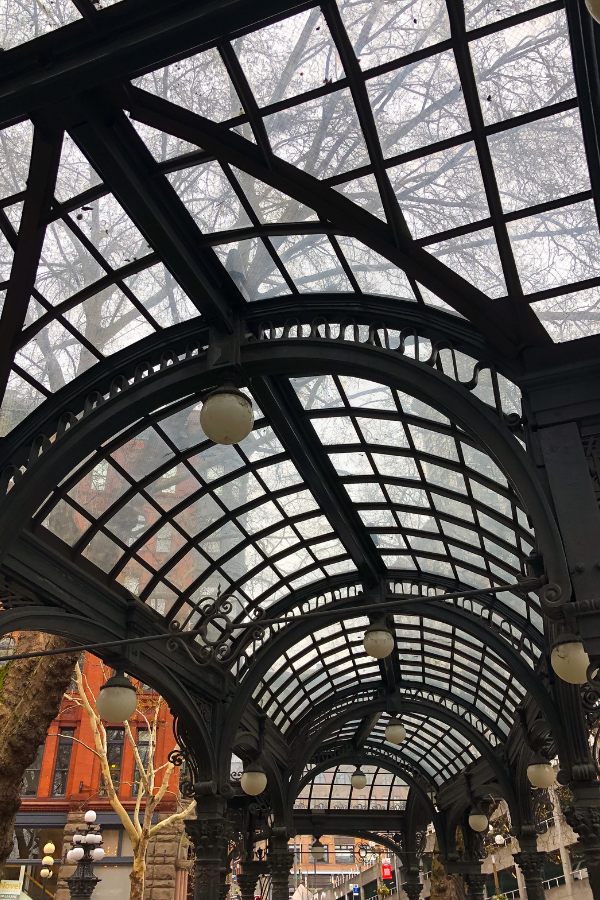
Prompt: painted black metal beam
<box><xmin>0</xmin><ymin>124</ymin><xmax>63</xmax><ymax>408</ymax></box>
<box><xmin>353</xmin><ymin>712</ymin><xmax>381</xmax><ymax>749</ymax></box>
<box><xmin>249</xmin><ymin>375</ymin><xmax>385</xmax><ymax>585</ymax></box>
<box><xmin>65</xmin><ymin>95</ymin><xmax>239</xmax><ymax>331</ymax></box>
<box><xmin>293</xmin><ymin>809</ymin><xmax>404</xmax><ymax>833</ymax></box>
<box><xmin>124</xmin><ymin>86</ymin><xmax>524</xmax><ymax>355</ymax></box>
<box><xmin>0</xmin><ymin>0</ymin><xmax>311</xmax><ymax>129</ymax></box>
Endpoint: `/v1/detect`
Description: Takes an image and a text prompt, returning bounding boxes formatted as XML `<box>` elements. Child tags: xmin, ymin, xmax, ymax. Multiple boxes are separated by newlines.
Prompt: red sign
<box><xmin>382</xmin><ymin>859</ymin><xmax>392</xmax><ymax>880</ymax></box>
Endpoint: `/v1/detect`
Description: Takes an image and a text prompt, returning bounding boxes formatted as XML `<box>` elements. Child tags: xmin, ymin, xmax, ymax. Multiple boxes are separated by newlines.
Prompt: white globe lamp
<box><xmin>385</xmin><ymin>719</ymin><xmax>407</xmax><ymax>744</ymax></box>
<box><xmin>527</xmin><ymin>754</ymin><xmax>557</xmax><ymax>789</ymax></box>
<box><xmin>585</xmin><ymin>0</ymin><xmax>600</xmax><ymax>24</ymax></box>
<box><xmin>40</xmin><ymin>868</ymin><xmax>51</xmax><ymax>879</ymax></box>
<box><xmin>551</xmin><ymin>636</ymin><xmax>590</xmax><ymax>685</ymax></box>
<box><xmin>200</xmin><ymin>386</ymin><xmax>254</xmax><ymax>445</ymax></box>
<box><xmin>43</xmin><ymin>843</ymin><xmax>55</xmax><ymax>855</ymax></box>
<box><xmin>42</xmin><ymin>856</ymin><xmax>54</xmax><ymax>867</ymax></box>
<box><xmin>96</xmin><ymin>672</ymin><xmax>138</xmax><ymax>721</ymax></box>
<box><xmin>468</xmin><ymin>809</ymin><xmax>488</xmax><ymax>832</ymax></box>
<box><xmin>351</xmin><ymin>768</ymin><xmax>367</xmax><ymax>790</ymax></box>
<box><xmin>84</xmin><ymin>810</ymin><xmax>97</xmax><ymax>824</ymax></box>
<box><xmin>91</xmin><ymin>848</ymin><xmax>105</xmax><ymax>861</ymax></box>
<box><xmin>495</xmin><ymin>835</ymin><xmax>505</xmax><ymax>846</ymax></box>
<box><xmin>240</xmin><ymin>761</ymin><xmax>267</xmax><ymax>796</ymax></box>
<box><xmin>67</xmin><ymin>847</ymin><xmax>84</xmax><ymax>863</ymax></box>
<box><xmin>363</xmin><ymin>622</ymin><xmax>395</xmax><ymax>660</ymax></box>
<box><xmin>311</xmin><ymin>840</ymin><xmax>325</xmax><ymax>862</ymax></box>
<box><xmin>72</xmin><ymin>835</ymin><xmax>84</xmax><ymax>844</ymax></box>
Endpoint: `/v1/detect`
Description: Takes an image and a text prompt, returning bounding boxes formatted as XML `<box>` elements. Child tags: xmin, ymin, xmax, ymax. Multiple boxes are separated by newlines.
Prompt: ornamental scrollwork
<box><xmin>166</xmin><ymin>593</ymin><xmax>266</xmax><ymax>667</ymax></box>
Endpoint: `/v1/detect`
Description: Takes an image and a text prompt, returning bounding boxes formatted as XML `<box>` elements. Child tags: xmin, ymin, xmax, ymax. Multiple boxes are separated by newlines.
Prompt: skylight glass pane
<box><xmin>531</xmin><ymin>288</ymin><xmax>600</xmax><ymax>341</ymax></box>
<box><xmin>507</xmin><ymin>200</ymin><xmax>600</xmax><ymax>294</ymax></box>
<box><xmin>174</xmin><ymin>495</ymin><xmax>224</xmax><ymax>536</ymax></box>
<box><xmin>16</xmin><ymin>321</ymin><xmax>100</xmax><ymax>389</ymax></box>
<box><xmin>337</xmin><ymin>0</ymin><xmax>450</xmax><ymax>69</ymax></box>
<box><xmin>357</xmin><ymin>417</ymin><xmax>409</xmax><ymax>447</ymax></box>
<box><xmin>214</xmin><ymin>239</ymin><xmax>291</xmax><ymax>300</ymax></box>
<box><xmin>488</xmin><ymin>110</ymin><xmax>590</xmax><ymax>213</ymax></box>
<box><xmin>264</xmin><ymin>89</ymin><xmax>370</xmax><ymax>179</ymax></box>
<box><xmin>82</xmin><ymin>532</ymin><xmax>124</xmax><ymax>573</ymax></box>
<box><xmin>230</xmin><ymin>168</ymin><xmax>317</xmax><ymax>223</ymax></box>
<box><xmin>0</xmin><ymin>231</ymin><xmax>14</xmax><ymax>281</ymax></box>
<box><xmin>470</xmin><ymin>11</ymin><xmax>575</xmax><ymax>126</ymax></box>
<box><xmin>367</xmin><ymin>52</ymin><xmax>470</xmax><ymax>158</ymax></box>
<box><xmin>123</xmin><ymin>264</ymin><xmax>199</xmax><ymax>327</ymax></box>
<box><xmin>0</xmin><ymin>370</ymin><xmax>46</xmax><ymax>436</ymax></box>
<box><xmin>271</xmin><ymin>234</ymin><xmax>352</xmax><ymax>292</ymax></box>
<box><xmin>332</xmin><ymin>174</ymin><xmax>386</xmax><ymax>221</ymax></box>
<box><xmin>64</xmin><ymin>290</ymin><xmax>154</xmax><ymax>356</ymax></box>
<box><xmin>168</xmin><ymin>162</ymin><xmax>251</xmax><ymax>233</ymax></box>
<box><xmin>389</xmin><ymin>143</ymin><xmax>488</xmax><ymax>239</ymax></box>
<box><xmin>55</xmin><ymin>134</ymin><xmax>102</xmax><ymax>203</ymax></box>
<box><xmin>1</xmin><ymin>0</ymin><xmax>81</xmax><ymax>50</ymax></box>
<box><xmin>133</xmin><ymin>48</ymin><xmax>242</xmax><ymax>123</ymax></box>
<box><xmin>336</xmin><ymin>236</ymin><xmax>416</xmax><ymax>298</ymax></box>
<box><xmin>311</xmin><ymin>416</ymin><xmax>361</xmax><ymax>444</ymax></box>
<box><xmin>130</xmin><ymin>120</ymin><xmax>201</xmax><ymax>163</ymax></box>
<box><xmin>427</xmin><ymin>228</ymin><xmax>507</xmax><ymax>298</ymax></box>
<box><xmin>464</xmin><ymin>0</ymin><xmax>550</xmax><ymax>30</ymax></box>
<box><xmin>0</xmin><ymin>121</ymin><xmax>33</xmax><ymax>201</ymax></box>
<box><xmin>234</xmin><ymin>9</ymin><xmax>343</xmax><ymax>107</ymax></box>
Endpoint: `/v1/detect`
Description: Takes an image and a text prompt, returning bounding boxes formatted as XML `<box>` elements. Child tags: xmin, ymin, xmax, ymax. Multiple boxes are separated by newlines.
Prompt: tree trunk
<box><xmin>129</xmin><ymin>835</ymin><xmax>148</xmax><ymax>900</ymax></box>
<box><xmin>0</xmin><ymin>632</ymin><xmax>80</xmax><ymax>865</ymax></box>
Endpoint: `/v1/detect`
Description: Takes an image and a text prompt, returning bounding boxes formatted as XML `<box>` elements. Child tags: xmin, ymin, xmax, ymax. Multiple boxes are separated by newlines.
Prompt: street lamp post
<box><xmin>66</xmin><ymin>811</ymin><xmax>104</xmax><ymax>900</ymax></box>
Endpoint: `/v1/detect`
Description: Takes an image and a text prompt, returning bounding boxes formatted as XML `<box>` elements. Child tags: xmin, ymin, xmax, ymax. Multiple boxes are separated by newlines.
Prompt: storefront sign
<box><xmin>382</xmin><ymin>859</ymin><xmax>392</xmax><ymax>880</ymax></box>
<box><xmin>0</xmin><ymin>867</ymin><xmax>24</xmax><ymax>900</ymax></box>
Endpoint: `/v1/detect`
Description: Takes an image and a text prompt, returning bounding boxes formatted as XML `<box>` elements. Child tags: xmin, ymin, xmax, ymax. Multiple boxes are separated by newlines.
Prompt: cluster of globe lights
<box><xmin>90</xmin><ymin>387</ymin><xmax>590</xmax><ymax>808</ymax></box>
<box><xmin>64</xmin><ymin>811</ymin><xmax>105</xmax><ymax>866</ymax></box>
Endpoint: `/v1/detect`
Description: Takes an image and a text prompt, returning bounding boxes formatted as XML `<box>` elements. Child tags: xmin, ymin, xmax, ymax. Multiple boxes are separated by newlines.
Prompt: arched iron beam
<box><xmin>293</xmin><ymin>749</ymin><xmax>445</xmax><ymax>853</ymax></box>
<box><xmin>124</xmin><ymin>85</ymin><xmax>548</xmax><ymax>355</ymax></box>
<box><xmin>0</xmin><ymin>336</ymin><xmax>569</xmax><ymax>597</ymax></box>
<box><xmin>288</xmin><ymin>697</ymin><xmax>517</xmax><ymax>823</ymax></box>
<box><xmin>286</xmin><ymin>679</ymin><xmax>506</xmax><ymax>745</ymax></box>
<box><xmin>0</xmin><ymin>606</ymin><xmax>217</xmax><ymax>782</ymax></box>
<box><xmin>291</xmin><ymin>819</ymin><xmax>404</xmax><ymax>860</ymax></box>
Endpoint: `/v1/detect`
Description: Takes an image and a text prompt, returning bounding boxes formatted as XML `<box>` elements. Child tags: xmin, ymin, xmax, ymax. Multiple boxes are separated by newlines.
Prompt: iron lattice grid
<box><xmin>0</xmin><ymin>0</ymin><xmax>588</xmax><ymax>792</ymax></box>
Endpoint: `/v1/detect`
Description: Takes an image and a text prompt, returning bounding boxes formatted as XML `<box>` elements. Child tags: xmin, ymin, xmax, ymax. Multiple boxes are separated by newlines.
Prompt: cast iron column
<box><xmin>564</xmin><ymin>808</ymin><xmax>600</xmax><ymax>899</ymax></box>
<box><xmin>185</xmin><ymin>794</ymin><xmax>230</xmax><ymax>900</ymax></box>
<box><xmin>513</xmin><ymin>850</ymin><xmax>545</xmax><ymax>900</ymax></box>
<box><xmin>268</xmin><ymin>828</ymin><xmax>294</xmax><ymax>900</ymax></box>
<box><xmin>403</xmin><ymin>876</ymin><xmax>423</xmax><ymax>900</ymax></box>
<box><xmin>465</xmin><ymin>872</ymin><xmax>487</xmax><ymax>900</ymax></box>
<box><xmin>238</xmin><ymin>860</ymin><xmax>268</xmax><ymax>900</ymax></box>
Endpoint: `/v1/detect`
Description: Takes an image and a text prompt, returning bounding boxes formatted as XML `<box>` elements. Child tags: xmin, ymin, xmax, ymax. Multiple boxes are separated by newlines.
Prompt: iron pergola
<box><xmin>2</xmin><ymin>0</ymin><xmax>600</xmax><ymax>897</ymax></box>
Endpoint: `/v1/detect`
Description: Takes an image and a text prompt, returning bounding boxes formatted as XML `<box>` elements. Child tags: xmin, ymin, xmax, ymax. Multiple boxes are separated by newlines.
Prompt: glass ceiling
<box><xmin>295</xmin><ymin>763</ymin><xmax>409</xmax><ymax>810</ymax></box>
<box><xmin>1</xmin><ymin>0</ymin><xmax>600</xmax><ymax>444</ymax></box>
<box><xmin>0</xmin><ymin>0</ymin><xmax>581</xmax><ymax>795</ymax></box>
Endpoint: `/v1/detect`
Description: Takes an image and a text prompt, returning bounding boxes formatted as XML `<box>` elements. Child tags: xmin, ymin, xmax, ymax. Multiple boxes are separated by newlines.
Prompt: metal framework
<box><xmin>3</xmin><ymin>0</ymin><xmax>600</xmax><ymax>898</ymax></box>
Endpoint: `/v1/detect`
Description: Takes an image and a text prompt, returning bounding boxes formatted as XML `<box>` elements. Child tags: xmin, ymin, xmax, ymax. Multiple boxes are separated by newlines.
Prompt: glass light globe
<box><xmin>91</xmin><ymin>848</ymin><xmax>105</xmax><ymax>861</ymax></box>
<box><xmin>91</xmin><ymin>834</ymin><xmax>103</xmax><ymax>844</ymax></box>
<box><xmin>40</xmin><ymin>868</ymin><xmax>51</xmax><ymax>879</ymax></box>
<box><xmin>240</xmin><ymin>762</ymin><xmax>267</xmax><ymax>796</ymax></box>
<box><xmin>551</xmin><ymin>640</ymin><xmax>589</xmax><ymax>685</ymax></box>
<box><xmin>96</xmin><ymin>672</ymin><xmax>138</xmax><ymax>721</ymax></box>
<box><xmin>85</xmin><ymin>834</ymin><xmax>97</xmax><ymax>844</ymax></box>
<box><xmin>311</xmin><ymin>840</ymin><xmax>325</xmax><ymax>862</ymax></box>
<box><xmin>351</xmin><ymin>768</ymin><xmax>367</xmax><ymax>790</ymax></box>
<box><xmin>68</xmin><ymin>847</ymin><xmax>84</xmax><ymax>862</ymax></box>
<box><xmin>363</xmin><ymin>624</ymin><xmax>395</xmax><ymax>660</ymax></box>
<box><xmin>72</xmin><ymin>835</ymin><xmax>84</xmax><ymax>844</ymax></box>
<box><xmin>527</xmin><ymin>762</ymin><xmax>557</xmax><ymax>789</ymax></box>
<box><xmin>42</xmin><ymin>856</ymin><xmax>54</xmax><ymax>866</ymax></box>
<box><xmin>468</xmin><ymin>811</ymin><xmax>488</xmax><ymax>832</ymax></box>
<box><xmin>385</xmin><ymin>719</ymin><xmax>406</xmax><ymax>744</ymax></box>
<box><xmin>585</xmin><ymin>0</ymin><xmax>600</xmax><ymax>23</ymax></box>
<box><xmin>200</xmin><ymin>388</ymin><xmax>254</xmax><ymax>445</ymax></box>
<box><xmin>495</xmin><ymin>835</ymin><xmax>505</xmax><ymax>846</ymax></box>
<box><xmin>43</xmin><ymin>843</ymin><xmax>55</xmax><ymax>855</ymax></box>
<box><xmin>84</xmin><ymin>810</ymin><xmax>97</xmax><ymax>823</ymax></box>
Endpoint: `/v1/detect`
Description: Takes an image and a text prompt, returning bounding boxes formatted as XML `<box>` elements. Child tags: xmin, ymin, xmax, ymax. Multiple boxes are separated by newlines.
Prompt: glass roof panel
<box><xmin>263</xmin><ymin>89</ymin><xmax>370</xmax><ymax>179</ymax></box>
<box><xmin>55</xmin><ymin>134</ymin><xmax>103</xmax><ymax>203</ymax></box>
<box><xmin>331</xmin><ymin>173</ymin><xmax>386</xmax><ymax>220</ymax></box>
<box><xmin>0</xmin><ymin>371</ymin><xmax>46</xmax><ymax>436</ymax></box>
<box><xmin>130</xmin><ymin>120</ymin><xmax>201</xmax><ymax>163</ymax></box>
<box><xmin>233</xmin><ymin>9</ymin><xmax>344</xmax><ymax>107</ymax></box>
<box><xmin>427</xmin><ymin>228</ymin><xmax>507</xmax><ymax>298</ymax></box>
<box><xmin>507</xmin><ymin>199</ymin><xmax>600</xmax><ymax>294</ymax></box>
<box><xmin>168</xmin><ymin>162</ymin><xmax>252</xmax><ymax>234</ymax></box>
<box><xmin>132</xmin><ymin>48</ymin><xmax>242</xmax><ymax>123</ymax></box>
<box><xmin>367</xmin><ymin>51</ymin><xmax>470</xmax><ymax>158</ymax></box>
<box><xmin>337</xmin><ymin>0</ymin><xmax>451</xmax><ymax>69</ymax></box>
<box><xmin>270</xmin><ymin>234</ymin><xmax>352</xmax><ymax>292</ymax></box>
<box><xmin>213</xmin><ymin>239</ymin><xmax>292</xmax><ymax>301</ymax></box>
<box><xmin>530</xmin><ymin>288</ymin><xmax>600</xmax><ymax>341</ymax></box>
<box><xmin>336</xmin><ymin>236</ymin><xmax>416</xmax><ymax>298</ymax></box>
<box><xmin>388</xmin><ymin>143</ymin><xmax>489</xmax><ymax>239</ymax></box>
<box><xmin>0</xmin><ymin>121</ymin><xmax>34</xmax><ymax>201</ymax></box>
<box><xmin>463</xmin><ymin>0</ymin><xmax>550</xmax><ymax>30</ymax></box>
<box><xmin>470</xmin><ymin>10</ymin><xmax>575</xmax><ymax>127</ymax></box>
<box><xmin>488</xmin><ymin>109</ymin><xmax>590</xmax><ymax>213</ymax></box>
<box><xmin>1</xmin><ymin>0</ymin><xmax>81</xmax><ymax>50</ymax></box>
<box><xmin>230</xmin><ymin>167</ymin><xmax>318</xmax><ymax>223</ymax></box>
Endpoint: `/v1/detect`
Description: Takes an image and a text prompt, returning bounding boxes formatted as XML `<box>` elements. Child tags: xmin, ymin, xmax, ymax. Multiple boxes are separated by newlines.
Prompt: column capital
<box><xmin>403</xmin><ymin>879</ymin><xmax>423</xmax><ymax>900</ymax></box>
<box><xmin>268</xmin><ymin>840</ymin><xmax>294</xmax><ymax>900</ymax></box>
<box><xmin>465</xmin><ymin>871</ymin><xmax>487</xmax><ymax>900</ymax></box>
<box><xmin>237</xmin><ymin>861</ymin><xmax>269</xmax><ymax>900</ymax></box>
<box><xmin>564</xmin><ymin>806</ymin><xmax>600</xmax><ymax>867</ymax></box>
<box><xmin>513</xmin><ymin>849</ymin><xmax>545</xmax><ymax>900</ymax></box>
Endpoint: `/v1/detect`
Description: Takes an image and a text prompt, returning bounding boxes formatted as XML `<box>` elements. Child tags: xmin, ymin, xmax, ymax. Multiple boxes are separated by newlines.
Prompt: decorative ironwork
<box><xmin>166</xmin><ymin>593</ymin><xmax>266</xmax><ymax>667</ymax></box>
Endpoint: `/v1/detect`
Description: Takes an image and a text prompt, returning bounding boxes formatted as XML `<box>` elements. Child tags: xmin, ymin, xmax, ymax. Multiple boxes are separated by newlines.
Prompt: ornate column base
<box><xmin>237</xmin><ymin>861</ymin><xmax>268</xmax><ymax>900</ymax></box>
<box><xmin>186</xmin><ymin>816</ymin><xmax>230</xmax><ymax>900</ymax></box>
<box><xmin>268</xmin><ymin>836</ymin><xmax>294</xmax><ymax>900</ymax></box>
<box><xmin>404</xmin><ymin>877</ymin><xmax>423</xmax><ymax>900</ymax></box>
<box><xmin>564</xmin><ymin>806</ymin><xmax>600</xmax><ymax>900</ymax></box>
<box><xmin>465</xmin><ymin>872</ymin><xmax>487</xmax><ymax>900</ymax></box>
<box><xmin>513</xmin><ymin>850</ymin><xmax>545</xmax><ymax>900</ymax></box>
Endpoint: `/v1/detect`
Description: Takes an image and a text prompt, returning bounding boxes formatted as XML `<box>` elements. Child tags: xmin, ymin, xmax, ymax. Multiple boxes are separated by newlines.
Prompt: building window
<box><xmin>99</xmin><ymin>728</ymin><xmax>125</xmax><ymax>795</ymax></box>
<box><xmin>51</xmin><ymin>728</ymin><xmax>75</xmax><ymax>797</ymax></box>
<box><xmin>90</xmin><ymin>460</ymin><xmax>109</xmax><ymax>491</ymax></box>
<box><xmin>335</xmin><ymin>845</ymin><xmax>355</xmax><ymax>864</ymax></box>
<box><xmin>21</xmin><ymin>743</ymin><xmax>45</xmax><ymax>796</ymax></box>
<box><xmin>132</xmin><ymin>729</ymin><xmax>150</xmax><ymax>797</ymax></box>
